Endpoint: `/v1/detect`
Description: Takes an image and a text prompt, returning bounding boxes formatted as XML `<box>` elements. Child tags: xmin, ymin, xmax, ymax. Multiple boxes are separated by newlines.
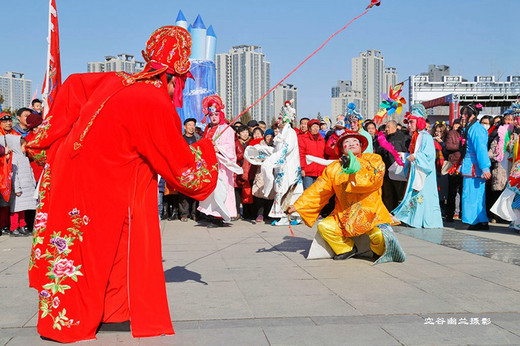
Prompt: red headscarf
<box><xmin>123</xmin><ymin>26</ymin><xmax>193</xmax><ymax>107</ymax></box>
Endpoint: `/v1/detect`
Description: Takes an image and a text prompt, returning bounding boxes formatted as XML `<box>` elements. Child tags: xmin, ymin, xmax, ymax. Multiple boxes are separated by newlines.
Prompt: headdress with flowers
<box><xmin>123</xmin><ymin>26</ymin><xmax>193</xmax><ymax>108</ymax></box>
<box><xmin>201</xmin><ymin>95</ymin><xmax>226</xmax><ymax>125</ymax></box>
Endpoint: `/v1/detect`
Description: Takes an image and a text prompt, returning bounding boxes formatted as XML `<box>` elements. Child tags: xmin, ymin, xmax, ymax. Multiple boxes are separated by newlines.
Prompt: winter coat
<box><xmin>298</xmin><ymin>131</ymin><xmax>326</xmax><ymax>177</ymax></box>
<box><xmin>445</xmin><ymin>129</ymin><xmax>462</xmax><ymax>165</ymax></box>
<box><xmin>2</xmin><ymin>134</ymin><xmax>37</xmax><ymax>212</ymax></box>
<box><xmin>234</xmin><ymin>138</ymin><xmax>250</xmax><ymax>188</ymax></box>
<box><xmin>325</xmin><ymin>132</ymin><xmax>341</xmax><ymax>160</ymax></box>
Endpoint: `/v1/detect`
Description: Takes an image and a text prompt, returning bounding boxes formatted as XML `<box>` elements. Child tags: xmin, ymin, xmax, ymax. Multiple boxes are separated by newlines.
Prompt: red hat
<box><xmin>123</xmin><ymin>26</ymin><xmax>193</xmax><ymax>108</ymax></box>
<box><xmin>26</xmin><ymin>113</ymin><xmax>43</xmax><ymax>130</ymax></box>
<box><xmin>335</xmin><ymin>130</ymin><xmax>368</xmax><ymax>156</ymax></box>
<box><xmin>307</xmin><ymin>119</ymin><xmax>320</xmax><ymax>128</ymax></box>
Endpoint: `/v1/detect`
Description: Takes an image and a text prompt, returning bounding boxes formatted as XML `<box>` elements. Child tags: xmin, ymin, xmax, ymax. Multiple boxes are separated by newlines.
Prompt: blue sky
<box><xmin>2</xmin><ymin>0</ymin><xmax>519</xmax><ymax>117</ymax></box>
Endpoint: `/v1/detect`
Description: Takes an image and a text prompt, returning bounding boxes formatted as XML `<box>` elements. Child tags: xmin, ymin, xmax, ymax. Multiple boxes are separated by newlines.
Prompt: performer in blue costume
<box><xmin>392</xmin><ymin>104</ymin><xmax>443</xmax><ymax>228</ymax></box>
<box><xmin>460</xmin><ymin>104</ymin><xmax>491</xmax><ymax>230</ymax></box>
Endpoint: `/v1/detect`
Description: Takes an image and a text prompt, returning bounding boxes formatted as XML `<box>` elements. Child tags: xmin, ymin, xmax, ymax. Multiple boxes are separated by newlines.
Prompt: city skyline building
<box><xmin>383</xmin><ymin>67</ymin><xmax>398</xmax><ymax>96</ymax></box>
<box><xmin>352</xmin><ymin>49</ymin><xmax>384</xmax><ymax>118</ymax></box>
<box><xmin>330</xmin><ymin>80</ymin><xmax>362</xmax><ymax>118</ymax></box>
<box><xmin>420</xmin><ymin>64</ymin><xmax>451</xmax><ymax>83</ymax></box>
<box><xmin>272</xmin><ymin>83</ymin><xmax>297</xmax><ymax>123</ymax></box>
<box><xmin>87</xmin><ymin>53</ymin><xmax>145</xmax><ymax>74</ymax></box>
<box><xmin>351</xmin><ymin>49</ymin><xmax>398</xmax><ymax>119</ymax></box>
<box><xmin>216</xmin><ymin>45</ymin><xmax>271</xmax><ymax>123</ymax></box>
<box><xmin>0</xmin><ymin>71</ymin><xmax>32</xmax><ymax>111</ymax></box>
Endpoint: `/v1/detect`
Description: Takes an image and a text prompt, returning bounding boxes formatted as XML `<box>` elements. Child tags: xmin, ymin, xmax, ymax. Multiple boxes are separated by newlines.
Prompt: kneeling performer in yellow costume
<box><xmin>287</xmin><ymin>130</ymin><xmax>405</xmax><ymax>263</ymax></box>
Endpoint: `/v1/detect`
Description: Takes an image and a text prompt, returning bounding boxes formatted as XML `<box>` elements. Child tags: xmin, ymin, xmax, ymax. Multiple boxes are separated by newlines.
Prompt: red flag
<box><xmin>41</xmin><ymin>0</ymin><xmax>62</xmax><ymax>118</ymax></box>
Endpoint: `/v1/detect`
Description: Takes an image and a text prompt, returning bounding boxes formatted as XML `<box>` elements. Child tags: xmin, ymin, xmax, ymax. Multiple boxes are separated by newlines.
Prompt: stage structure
<box><xmin>175</xmin><ymin>10</ymin><xmax>217</xmax><ymax>126</ymax></box>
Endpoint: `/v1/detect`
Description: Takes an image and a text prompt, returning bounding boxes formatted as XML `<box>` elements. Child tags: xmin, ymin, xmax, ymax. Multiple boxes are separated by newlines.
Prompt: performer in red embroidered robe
<box><xmin>25</xmin><ymin>26</ymin><xmax>218</xmax><ymax>343</ymax></box>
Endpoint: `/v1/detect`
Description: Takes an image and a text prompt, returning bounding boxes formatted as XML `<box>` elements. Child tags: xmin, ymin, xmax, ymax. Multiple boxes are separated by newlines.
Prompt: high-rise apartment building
<box><xmin>421</xmin><ymin>64</ymin><xmax>450</xmax><ymax>83</ymax></box>
<box><xmin>272</xmin><ymin>84</ymin><xmax>297</xmax><ymax>123</ymax></box>
<box><xmin>330</xmin><ymin>80</ymin><xmax>362</xmax><ymax>118</ymax></box>
<box><xmin>215</xmin><ymin>45</ymin><xmax>271</xmax><ymax>123</ymax></box>
<box><xmin>383</xmin><ymin>67</ymin><xmax>398</xmax><ymax>95</ymax></box>
<box><xmin>352</xmin><ymin>49</ymin><xmax>385</xmax><ymax>118</ymax></box>
<box><xmin>87</xmin><ymin>53</ymin><xmax>145</xmax><ymax>74</ymax></box>
<box><xmin>0</xmin><ymin>72</ymin><xmax>32</xmax><ymax>110</ymax></box>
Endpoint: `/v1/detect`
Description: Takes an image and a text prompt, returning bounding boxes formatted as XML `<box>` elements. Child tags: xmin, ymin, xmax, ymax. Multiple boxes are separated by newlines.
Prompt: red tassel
<box><xmin>288</xmin><ymin>224</ymin><xmax>295</xmax><ymax>237</ymax></box>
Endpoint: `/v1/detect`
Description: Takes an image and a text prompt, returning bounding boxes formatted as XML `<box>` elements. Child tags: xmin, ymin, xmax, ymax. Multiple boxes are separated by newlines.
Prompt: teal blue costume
<box><xmin>392</xmin><ymin>105</ymin><xmax>443</xmax><ymax>228</ymax></box>
<box><xmin>460</xmin><ymin>121</ymin><xmax>491</xmax><ymax>225</ymax></box>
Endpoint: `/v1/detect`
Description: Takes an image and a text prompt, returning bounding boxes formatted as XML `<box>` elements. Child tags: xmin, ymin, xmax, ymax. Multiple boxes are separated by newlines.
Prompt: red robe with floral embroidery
<box><xmin>25</xmin><ymin>72</ymin><xmax>218</xmax><ymax>343</ymax></box>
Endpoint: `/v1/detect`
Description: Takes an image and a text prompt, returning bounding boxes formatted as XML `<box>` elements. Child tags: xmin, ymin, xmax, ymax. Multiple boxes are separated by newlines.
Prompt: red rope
<box><xmin>214</xmin><ymin>8</ymin><xmax>371</xmax><ymax>140</ymax></box>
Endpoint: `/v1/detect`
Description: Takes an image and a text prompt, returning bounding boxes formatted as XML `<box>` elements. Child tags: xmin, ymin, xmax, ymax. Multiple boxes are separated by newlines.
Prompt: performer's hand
<box><xmin>301</xmin><ymin>170</ymin><xmax>306</xmax><ymax>177</ymax></box>
<box><xmin>4</xmin><ymin>146</ymin><xmax>11</xmax><ymax>156</ymax></box>
<box><xmin>482</xmin><ymin>171</ymin><xmax>491</xmax><ymax>180</ymax></box>
<box><xmin>407</xmin><ymin>154</ymin><xmax>415</xmax><ymax>162</ymax></box>
<box><xmin>213</xmin><ymin>145</ymin><xmax>220</xmax><ymax>153</ymax></box>
<box><xmin>15</xmin><ymin>192</ymin><xmax>21</xmax><ymax>197</ymax></box>
<box><xmin>286</xmin><ymin>205</ymin><xmax>296</xmax><ymax>215</ymax></box>
<box><xmin>340</xmin><ymin>154</ymin><xmax>350</xmax><ymax>169</ymax></box>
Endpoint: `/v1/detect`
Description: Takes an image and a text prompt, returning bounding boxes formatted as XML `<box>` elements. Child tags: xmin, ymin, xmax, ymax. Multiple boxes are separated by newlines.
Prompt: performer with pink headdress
<box><xmin>198</xmin><ymin>95</ymin><xmax>243</xmax><ymax>227</ymax></box>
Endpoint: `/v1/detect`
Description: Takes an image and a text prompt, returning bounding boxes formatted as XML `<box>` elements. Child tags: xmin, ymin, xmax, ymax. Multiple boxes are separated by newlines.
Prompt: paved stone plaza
<box><xmin>1</xmin><ymin>219</ymin><xmax>520</xmax><ymax>345</ymax></box>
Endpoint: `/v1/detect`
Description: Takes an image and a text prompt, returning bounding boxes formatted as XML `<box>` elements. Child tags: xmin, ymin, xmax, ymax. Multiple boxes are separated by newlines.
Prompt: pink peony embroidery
<box><xmin>34</xmin><ymin>248</ymin><xmax>41</xmax><ymax>260</ymax></box>
<box><xmin>52</xmin><ymin>296</ymin><xmax>60</xmax><ymax>308</ymax></box>
<box><xmin>53</xmin><ymin>259</ymin><xmax>76</xmax><ymax>278</ymax></box>
<box><xmin>34</xmin><ymin>212</ymin><xmax>48</xmax><ymax>230</ymax></box>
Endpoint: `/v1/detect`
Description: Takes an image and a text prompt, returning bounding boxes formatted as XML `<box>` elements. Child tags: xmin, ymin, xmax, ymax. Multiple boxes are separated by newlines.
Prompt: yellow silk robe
<box><xmin>294</xmin><ymin>153</ymin><xmax>393</xmax><ymax>237</ymax></box>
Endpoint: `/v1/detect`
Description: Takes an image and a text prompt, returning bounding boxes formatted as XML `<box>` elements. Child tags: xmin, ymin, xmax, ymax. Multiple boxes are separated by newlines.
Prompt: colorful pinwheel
<box><xmin>374</xmin><ymin>82</ymin><xmax>406</xmax><ymax>125</ymax></box>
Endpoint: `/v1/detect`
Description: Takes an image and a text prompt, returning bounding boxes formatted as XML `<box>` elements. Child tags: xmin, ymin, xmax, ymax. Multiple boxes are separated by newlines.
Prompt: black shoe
<box><xmin>10</xmin><ymin>228</ymin><xmax>27</xmax><ymax>237</ymax></box>
<box><xmin>22</xmin><ymin>226</ymin><xmax>32</xmax><ymax>236</ymax></box>
<box><xmin>207</xmin><ymin>218</ymin><xmax>224</xmax><ymax>228</ymax></box>
<box><xmin>468</xmin><ymin>222</ymin><xmax>489</xmax><ymax>230</ymax></box>
<box><xmin>1</xmin><ymin>227</ymin><xmax>9</xmax><ymax>236</ymax></box>
<box><xmin>333</xmin><ymin>246</ymin><xmax>358</xmax><ymax>260</ymax></box>
<box><xmin>445</xmin><ymin>217</ymin><xmax>454</xmax><ymax>223</ymax></box>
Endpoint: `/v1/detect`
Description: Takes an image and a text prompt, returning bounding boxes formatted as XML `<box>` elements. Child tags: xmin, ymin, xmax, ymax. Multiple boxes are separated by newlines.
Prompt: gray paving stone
<box><xmin>0</xmin><ymin>287</ymin><xmax>37</xmax><ymax>328</ymax></box>
<box><xmin>381</xmin><ymin>321</ymin><xmax>520</xmax><ymax>345</ymax></box>
<box><xmin>311</xmin><ymin>314</ymin><xmax>424</xmax><ymax>326</ymax></box>
<box><xmin>236</xmin><ymin>278</ymin><xmax>332</xmax><ymax>297</ymax></box>
<box><xmin>159</xmin><ymin>327</ymin><xmax>269</xmax><ymax>346</ymax></box>
<box><xmin>198</xmin><ymin>317</ymin><xmax>315</xmax><ymax>329</ymax></box>
<box><xmin>263</xmin><ymin>324</ymin><xmax>401</xmax><ymax>346</ymax></box>
<box><xmin>321</xmin><ymin>276</ymin><xmax>466</xmax><ymax>315</ymax></box>
<box><xmin>167</xmin><ymin>281</ymin><xmax>253</xmax><ymax>320</ymax></box>
<box><xmin>412</xmin><ymin>277</ymin><xmax>520</xmax><ymax>313</ymax></box>
<box><xmin>244</xmin><ymin>294</ymin><xmax>361</xmax><ymax>318</ymax></box>
<box><xmin>2</xmin><ymin>218</ymin><xmax>520</xmax><ymax>344</ymax></box>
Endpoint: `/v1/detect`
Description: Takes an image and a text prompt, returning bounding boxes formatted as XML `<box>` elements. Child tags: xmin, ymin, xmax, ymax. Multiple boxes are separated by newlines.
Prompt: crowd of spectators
<box><xmin>0</xmin><ymin>100</ymin><xmax>44</xmax><ymax>237</ymax></box>
<box><xmin>158</xmin><ymin>105</ymin><xmax>520</xmax><ymax>233</ymax></box>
